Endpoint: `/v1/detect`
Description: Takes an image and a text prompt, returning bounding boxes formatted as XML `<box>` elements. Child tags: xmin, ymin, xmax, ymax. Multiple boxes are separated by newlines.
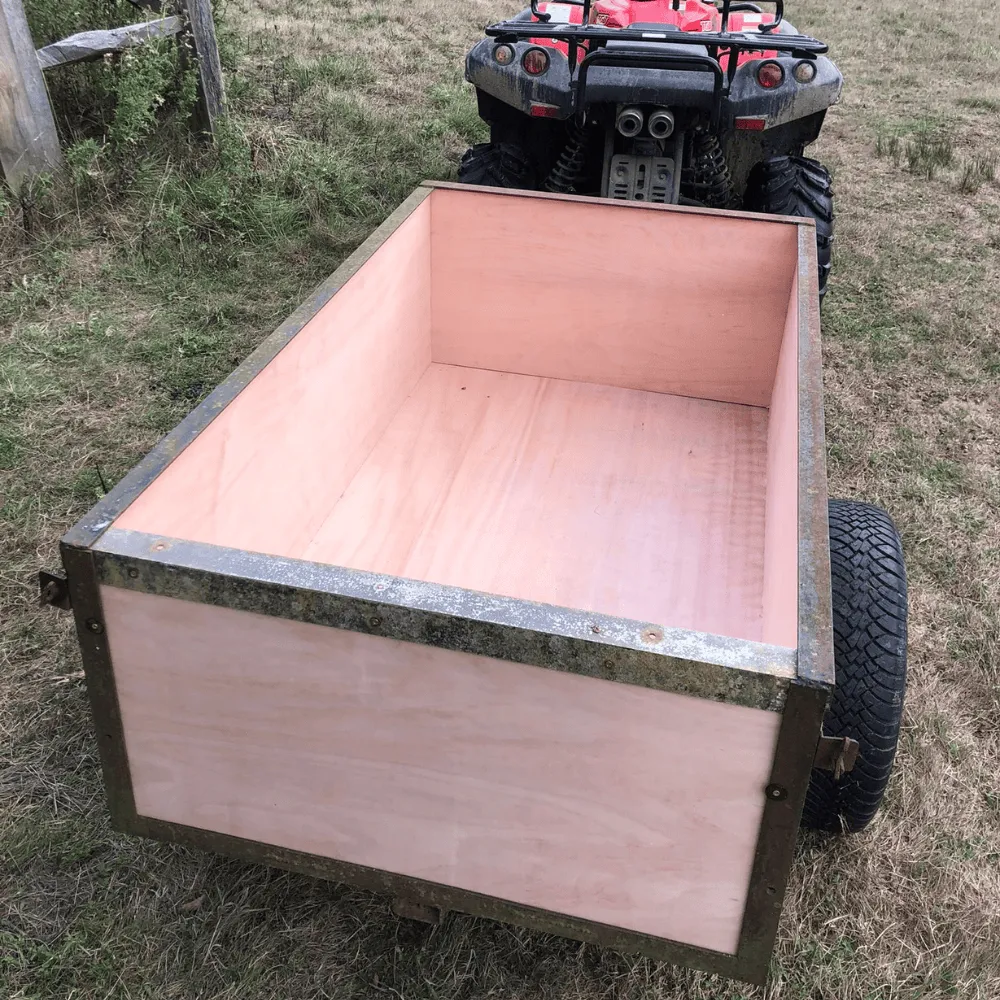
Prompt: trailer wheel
<box><xmin>743</xmin><ymin>155</ymin><xmax>834</xmax><ymax>300</ymax></box>
<box><xmin>802</xmin><ymin>500</ymin><xmax>908</xmax><ymax>833</ymax></box>
<box><xmin>458</xmin><ymin>142</ymin><xmax>538</xmax><ymax>190</ymax></box>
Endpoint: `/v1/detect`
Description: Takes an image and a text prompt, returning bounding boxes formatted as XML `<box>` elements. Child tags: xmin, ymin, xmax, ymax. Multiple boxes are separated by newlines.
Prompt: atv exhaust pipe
<box><xmin>616</xmin><ymin>107</ymin><xmax>644</xmax><ymax>138</ymax></box>
<box><xmin>647</xmin><ymin>108</ymin><xmax>675</xmax><ymax>140</ymax></box>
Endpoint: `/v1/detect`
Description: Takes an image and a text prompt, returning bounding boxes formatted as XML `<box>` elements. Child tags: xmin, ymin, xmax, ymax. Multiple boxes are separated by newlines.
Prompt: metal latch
<box><xmin>814</xmin><ymin>735</ymin><xmax>860</xmax><ymax>780</ymax></box>
<box><xmin>39</xmin><ymin>570</ymin><xmax>72</xmax><ymax>610</ymax></box>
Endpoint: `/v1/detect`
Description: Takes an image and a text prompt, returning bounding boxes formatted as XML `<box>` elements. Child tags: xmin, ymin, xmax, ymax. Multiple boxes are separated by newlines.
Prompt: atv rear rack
<box><xmin>526</xmin><ymin>0</ymin><xmax>791</xmax><ymax>34</ymax></box>
<box><xmin>487</xmin><ymin>1</ymin><xmax>827</xmax><ymax>127</ymax></box>
<box><xmin>575</xmin><ymin>47</ymin><xmax>725</xmax><ymax>127</ymax></box>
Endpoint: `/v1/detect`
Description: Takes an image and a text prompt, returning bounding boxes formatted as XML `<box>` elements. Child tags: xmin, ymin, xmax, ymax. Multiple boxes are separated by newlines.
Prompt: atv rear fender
<box><xmin>465</xmin><ymin>18</ymin><xmax>841</xmax><ymax>130</ymax></box>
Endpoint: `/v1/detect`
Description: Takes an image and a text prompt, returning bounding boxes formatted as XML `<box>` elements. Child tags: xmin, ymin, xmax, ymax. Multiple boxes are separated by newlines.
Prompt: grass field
<box><xmin>2</xmin><ymin>0</ymin><xmax>999</xmax><ymax>997</ymax></box>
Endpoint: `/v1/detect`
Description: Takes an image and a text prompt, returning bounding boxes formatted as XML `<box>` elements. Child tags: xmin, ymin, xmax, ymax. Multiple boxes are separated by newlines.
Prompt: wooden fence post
<box><xmin>177</xmin><ymin>0</ymin><xmax>225</xmax><ymax>136</ymax></box>
<box><xmin>0</xmin><ymin>0</ymin><xmax>225</xmax><ymax>193</ymax></box>
<box><xmin>0</xmin><ymin>0</ymin><xmax>62</xmax><ymax>194</ymax></box>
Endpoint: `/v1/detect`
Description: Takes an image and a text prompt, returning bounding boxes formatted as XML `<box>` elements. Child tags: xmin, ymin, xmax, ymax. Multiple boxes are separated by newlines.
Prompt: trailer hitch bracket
<box><xmin>813</xmin><ymin>735</ymin><xmax>860</xmax><ymax>780</ymax></box>
<box><xmin>39</xmin><ymin>570</ymin><xmax>72</xmax><ymax>611</ymax></box>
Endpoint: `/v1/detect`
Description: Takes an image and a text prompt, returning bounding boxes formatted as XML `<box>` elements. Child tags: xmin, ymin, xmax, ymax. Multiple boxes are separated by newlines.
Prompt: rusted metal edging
<box><xmin>91</xmin><ymin>527</ymin><xmax>796</xmax><ymax>712</ymax></box>
<box><xmin>130</xmin><ymin>812</ymin><xmax>759</xmax><ymax>983</ymax></box>
<box><xmin>733</xmin><ymin>227</ymin><xmax>834</xmax><ymax>980</ymax></box>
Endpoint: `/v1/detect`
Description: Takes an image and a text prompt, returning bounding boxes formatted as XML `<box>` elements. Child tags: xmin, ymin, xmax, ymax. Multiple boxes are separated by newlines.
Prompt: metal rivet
<box><xmin>641</xmin><ymin>627</ymin><xmax>663</xmax><ymax>644</ymax></box>
<box><xmin>765</xmin><ymin>783</ymin><xmax>788</xmax><ymax>801</ymax></box>
<box><xmin>590</xmin><ymin>624</ymin><xmax>601</xmax><ymax>634</ymax></box>
<box><xmin>86</xmin><ymin>618</ymin><xmax>104</xmax><ymax>635</ymax></box>
<box><xmin>152</xmin><ymin>542</ymin><xmax>167</xmax><ymax>552</ymax></box>
<box><xmin>368</xmin><ymin>616</ymin><xmax>382</xmax><ymax>628</ymax></box>
<box><xmin>127</xmin><ymin>567</ymin><xmax>139</xmax><ymax>579</ymax></box>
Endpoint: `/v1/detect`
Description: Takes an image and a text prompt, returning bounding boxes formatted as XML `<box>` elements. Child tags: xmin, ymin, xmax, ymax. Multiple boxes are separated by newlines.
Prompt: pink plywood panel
<box><xmin>429</xmin><ymin>187</ymin><xmax>797</xmax><ymax>407</ymax></box>
<box><xmin>114</xmin><ymin>200</ymin><xmax>433</xmax><ymax>555</ymax></box>
<box><xmin>305</xmin><ymin>363</ymin><xmax>769</xmax><ymax>641</ymax></box>
<box><xmin>761</xmin><ymin>282</ymin><xmax>799</xmax><ymax>648</ymax></box>
<box><xmin>104</xmin><ymin>585</ymin><xmax>781</xmax><ymax>956</ymax></box>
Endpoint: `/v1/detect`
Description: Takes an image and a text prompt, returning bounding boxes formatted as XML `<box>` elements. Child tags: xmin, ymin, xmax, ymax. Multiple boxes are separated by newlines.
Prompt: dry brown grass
<box><xmin>2</xmin><ymin>0</ymin><xmax>999</xmax><ymax>997</ymax></box>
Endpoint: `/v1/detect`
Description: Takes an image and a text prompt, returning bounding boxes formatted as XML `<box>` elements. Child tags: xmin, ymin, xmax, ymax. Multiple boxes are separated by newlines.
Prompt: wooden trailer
<box><xmin>58</xmin><ymin>183</ymin><xmax>838</xmax><ymax>985</ymax></box>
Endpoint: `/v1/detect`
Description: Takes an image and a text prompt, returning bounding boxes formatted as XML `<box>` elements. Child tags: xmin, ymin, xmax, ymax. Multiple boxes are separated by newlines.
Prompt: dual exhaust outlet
<box><xmin>616</xmin><ymin>106</ymin><xmax>675</xmax><ymax>140</ymax></box>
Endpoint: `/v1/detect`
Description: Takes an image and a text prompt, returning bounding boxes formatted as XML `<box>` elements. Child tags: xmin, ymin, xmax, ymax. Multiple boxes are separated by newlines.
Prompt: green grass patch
<box><xmin>957</xmin><ymin>96</ymin><xmax>1000</xmax><ymax>112</ymax></box>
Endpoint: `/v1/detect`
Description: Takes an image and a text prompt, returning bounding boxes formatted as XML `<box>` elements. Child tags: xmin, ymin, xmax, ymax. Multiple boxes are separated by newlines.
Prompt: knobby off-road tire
<box><xmin>744</xmin><ymin>155</ymin><xmax>834</xmax><ymax>300</ymax></box>
<box><xmin>802</xmin><ymin>500</ymin><xmax>908</xmax><ymax>833</ymax></box>
<box><xmin>458</xmin><ymin>142</ymin><xmax>538</xmax><ymax>190</ymax></box>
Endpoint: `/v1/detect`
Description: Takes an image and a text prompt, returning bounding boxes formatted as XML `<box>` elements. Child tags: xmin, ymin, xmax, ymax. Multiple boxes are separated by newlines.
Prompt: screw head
<box><xmin>127</xmin><ymin>567</ymin><xmax>139</xmax><ymax>579</ymax></box>
<box><xmin>368</xmin><ymin>616</ymin><xmax>382</xmax><ymax>628</ymax></box>
<box><xmin>86</xmin><ymin>618</ymin><xmax>104</xmax><ymax>635</ymax></box>
<box><xmin>765</xmin><ymin>783</ymin><xmax>788</xmax><ymax>802</ymax></box>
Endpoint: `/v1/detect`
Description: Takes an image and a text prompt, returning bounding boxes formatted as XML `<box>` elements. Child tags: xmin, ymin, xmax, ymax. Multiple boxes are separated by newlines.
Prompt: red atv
<box><xmin>460</xmin><ymin>0</ymin><xmax>839</xmax><ymax>296</ymax></box>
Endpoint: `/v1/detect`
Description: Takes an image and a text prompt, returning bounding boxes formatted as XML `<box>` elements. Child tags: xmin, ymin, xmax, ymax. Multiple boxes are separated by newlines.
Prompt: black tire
<box><xmin>743</xmin><ymin>155</ymin><xmax>834</xmax><ymax>300</ymax></box>
<box><xmin>458</xmin><ymin>142</ymin><xmax>538</xmax><ymax>190</ymax></box>
<box><xmin>802</xmin><ymin>500</ymin><xmax>908</xmax><ymax>833</ymax></box>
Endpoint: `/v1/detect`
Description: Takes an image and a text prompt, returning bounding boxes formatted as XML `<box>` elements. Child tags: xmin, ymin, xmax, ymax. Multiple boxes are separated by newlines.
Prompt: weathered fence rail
<box><xmin>0</xmin><ymin>0</ymin><xmax>223</xmax><ymax>195</ymax></box>
<box><xmin>35</xmin><ymin>16</ymin><xmax>184</xmax><ymax>71</ymax></box>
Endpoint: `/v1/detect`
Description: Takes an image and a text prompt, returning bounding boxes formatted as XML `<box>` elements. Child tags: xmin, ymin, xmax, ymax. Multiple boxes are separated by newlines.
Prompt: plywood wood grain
<box><xmin>430</xmin><ymin>187</ymin><xmax>797</xmax><ymax>407</ymax></box>
<box><xmin>761</xmin><ymin>284</ymin><xmax>799</xmax><ymax>648</ymax></box>
<box><xmin>110</xmin><ymin>188</ymin><xmax>795</xmax><ymax>643</ymax></box>
<box><xmin>104</xmin><ymin>585</ymin><xmax>781</xmax><ymax>956</ymax></box>
<box><xmin>114</xmin><ymin>199</ymin><xmax>433</xmax><ymax>554</ymax></box>
<box><xmin>305</xmin><ymin>363</ymin><xmax>769</xmax><ymax>641</ymax></box>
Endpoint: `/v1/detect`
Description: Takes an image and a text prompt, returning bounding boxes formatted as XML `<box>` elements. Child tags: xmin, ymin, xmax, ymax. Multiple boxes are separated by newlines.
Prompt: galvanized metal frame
<box><xmin>60</xmin><ymin>184</ymin><xmax>832</xmax><ymax>987</ymax></box>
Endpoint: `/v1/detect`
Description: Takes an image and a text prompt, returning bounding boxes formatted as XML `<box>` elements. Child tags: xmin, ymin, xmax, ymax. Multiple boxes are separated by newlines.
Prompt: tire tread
<box><xmin>802</xmin><ymin>500</ymin><xmax>908</xmax><ymax>833</ymax></box>
<box><xmin>458</xmin><ymin>142</ymin><xmax>537</xmax><ymax>189</ymax></box>
<box><xmin>744</xmin><ymin>155</ymin><xmax>834</xmax><ymax>299</ymax></box>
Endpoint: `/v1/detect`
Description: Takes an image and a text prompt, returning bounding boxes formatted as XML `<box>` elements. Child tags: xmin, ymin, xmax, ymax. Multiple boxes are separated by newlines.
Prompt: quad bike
<box><xmin>460</xmin><ymin>0</ymin><xmax>840</xmax><ymax>296</ymax></box>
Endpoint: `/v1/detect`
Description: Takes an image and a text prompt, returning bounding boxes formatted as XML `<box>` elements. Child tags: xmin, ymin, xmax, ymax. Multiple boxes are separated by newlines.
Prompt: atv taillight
<box><xmin>530</xmin><ymin>102</ymin><xmax>561</xmax><ymax>118</ymax></box>
<box><xmin>522</xmin><ymin>47</ymin><xmax>550</xmax><ymax>76</ymax></box>
<box><xmin>494</xmin><ymin>44</ymin><xmax>515</xmax><ymax>66</ymax></box>
<box><xmin>756</xmin><ymin>61</ymin><xmax>784</xmax><ymax>89</ymax></box>
<box><xmin>793</xmin><ymin>60</ymin><xmax>817</xmax><ymax>83</ymax></box>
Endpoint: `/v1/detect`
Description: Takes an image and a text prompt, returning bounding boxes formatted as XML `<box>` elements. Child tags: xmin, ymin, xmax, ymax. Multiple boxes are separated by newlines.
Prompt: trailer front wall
<box><xmin>101</xmin><ymin>583</ymin><xmax>781</xmax><ymax>957</ymax></box>
<box><xmin>429</xmin><ymin>187</ymin><xmax>798</xmax><ymax>407</ymax></box>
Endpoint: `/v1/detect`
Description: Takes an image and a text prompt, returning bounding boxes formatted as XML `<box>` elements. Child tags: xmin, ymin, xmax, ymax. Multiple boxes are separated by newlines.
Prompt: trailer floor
<box><xmin>303</xmin><ymin>362</ymin><xmax>770</xmax><ymax>641</ymax></box>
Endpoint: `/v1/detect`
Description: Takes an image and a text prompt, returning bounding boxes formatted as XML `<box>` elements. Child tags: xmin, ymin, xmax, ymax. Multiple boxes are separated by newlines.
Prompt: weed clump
<box><xmin>905</xmin><ymin>133</ymin><xmax>954</xmax><ymax>179</ymax></box>
<box><xmin>958</xmin><ymin>155</ymin><xmax>998</xmax><ymax>194</ymax></box>
<box><xmin>875</xmin><ymin>129</ymin><xmax>996</xmax><ymax>194</ymax></box>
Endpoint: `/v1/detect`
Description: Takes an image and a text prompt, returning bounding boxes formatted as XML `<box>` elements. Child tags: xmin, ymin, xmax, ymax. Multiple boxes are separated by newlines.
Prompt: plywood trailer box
<box><xmin>60</xmin><ymin>183</ymin><xmax>834</xmax><ymax>986</ymax></box>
